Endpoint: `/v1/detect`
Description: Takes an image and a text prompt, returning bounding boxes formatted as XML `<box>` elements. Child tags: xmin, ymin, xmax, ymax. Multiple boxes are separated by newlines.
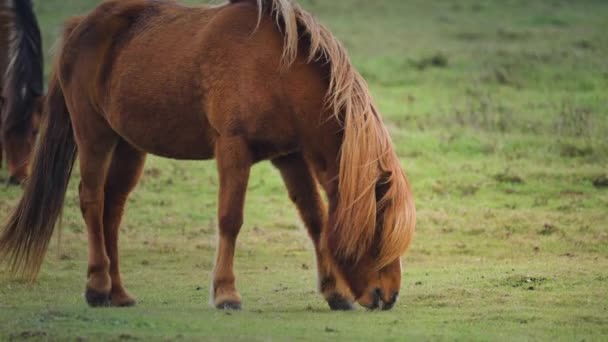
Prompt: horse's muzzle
<box><xmin>359</xmin><ymin>288</ymin><xmax>399</xmax><ymax>311</ymax></box>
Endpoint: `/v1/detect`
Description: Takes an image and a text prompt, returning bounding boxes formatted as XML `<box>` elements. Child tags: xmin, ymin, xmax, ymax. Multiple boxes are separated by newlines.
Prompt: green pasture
<box><xmin>1</xmin><ymin>0</ymin><xmax>607</xmax><ymax>340</ymax></box>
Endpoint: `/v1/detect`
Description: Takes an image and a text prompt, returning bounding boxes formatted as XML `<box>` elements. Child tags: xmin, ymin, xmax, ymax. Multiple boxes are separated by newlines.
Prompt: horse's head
<box><xmin>2</xmin><ymin>95</ymin><xmax>44</xmax><ymax>185</ymax></box>
<box><xmin>324</xmin><ymin>155</ymin><xmax>416</xmax><ymax>310</ymax></box>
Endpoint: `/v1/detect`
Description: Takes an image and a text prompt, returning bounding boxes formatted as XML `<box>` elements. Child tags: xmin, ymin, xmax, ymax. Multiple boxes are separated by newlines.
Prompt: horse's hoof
<box><xmin>327</xmin><ymin>294</ymin><xmax>354</xmax><ymax>311</ymax></box>
<box><xmin>111</xmin><ymin>294</ymin><xmax>137</xmax><ymax>307</ymax></box>
<box><xmin>85</xmin><ymin>288</ymin><xmax>110</xmax><ymax>307</ymax></box>
<box><xmin>216</xmin><ymin>301</ymin><xmax>242</xmax><ymax>311</ymax></box>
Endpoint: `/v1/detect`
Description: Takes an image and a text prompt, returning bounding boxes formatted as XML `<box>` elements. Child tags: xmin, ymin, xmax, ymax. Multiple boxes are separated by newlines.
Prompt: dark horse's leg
<box><xmin>73</xmin><ymin>108</ymin><xmax>119</xmax><ymax>307</ymax></box>
<box><xmin>272</xmin><ymin>153</ymin><xmax>354</xmax><ymax>310</ymax></box>
<box><xmin>212</xmin><ymin>136</ymin><xmax>251</xmax><ymax>310</ymax></box>
<box><xmin>103</xmin><ymin>140</ymin><xmax>146</xmax><ymax>307</ymax></box>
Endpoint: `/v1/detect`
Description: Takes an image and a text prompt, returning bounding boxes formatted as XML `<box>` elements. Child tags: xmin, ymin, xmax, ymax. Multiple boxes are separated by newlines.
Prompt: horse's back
<box><xmin>60</xmin><ymin>0</ymin><xmax>330</xmax><ymax>161</ymax></box>
<box><xmin>58</xmin><ymin>0</ymin><xmax>217</xmax><ymax>159</ymax></box>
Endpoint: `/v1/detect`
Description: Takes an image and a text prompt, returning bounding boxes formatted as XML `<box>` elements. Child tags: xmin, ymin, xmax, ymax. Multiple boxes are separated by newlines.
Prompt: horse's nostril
<box><xmin>369</xmin><ymin>288</ymin><xmax>382</xmax><ymax>310</ymax></box>
<box><xmin>381</xmin><ymin>292</ymin><xmax>399</xmax><ymax>311</ymax></box>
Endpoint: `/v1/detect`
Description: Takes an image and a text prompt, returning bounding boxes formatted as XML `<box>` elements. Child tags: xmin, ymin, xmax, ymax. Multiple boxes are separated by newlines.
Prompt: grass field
<box><xmin>1</xmin><ymin>0</ymin><xmax>608</xmax><ymax>340</ymax></box>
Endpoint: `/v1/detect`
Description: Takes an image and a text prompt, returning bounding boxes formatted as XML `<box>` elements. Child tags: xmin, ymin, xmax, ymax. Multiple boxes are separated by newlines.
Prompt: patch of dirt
<box><xmin>494</xmin><ymin>170</ymin><xmax>524</xmax><ymax>184</ymax></box>
<box><xmin>538</xmin><ymin>223</ymin><xmax>559</xmax><ymax>236</ymax></box>
<box><xmin>559</xmin><ymin>190</ymin><xmax>585</xmax><ymax>197</ymax></box>
<box><xmin>9</xmin><ymin>331</ymin><xmax>47</xmax><ymax>341</ymax></box>
<box><xmin>273</xmin><ymin>284</ymin><xmax>289</xmax><ymax>293</ymax></box>
<box><xmin>576</xmin><ymin>315</ymin><xmax>606</xmax><ymax>325</ymax></box>
<box><xmin>458</xmin><ymin>184</ymin><xmax>479</xmax><ymax>196</ymax></box>
<box><xmin>143</xmin><ymin>167</ymin><xmax>161</xmax><ymax>178</ymax></box>
<box><xmin>574</xmin><ymin>39</ymin><xmax>595</xmax><ymax>50</ymax></box>
<box><xmin>497</xmin><ymin>28</ymin><xmax>531</xmax><ymax>41</ymax></box>
<box><xmin>481</xmin><ymin>66</ymin><xmax>522</xmax><ymax>88</ymax></box>
<box><xmin>118</xmin><ymin>333</ymin><xmax>139</xmax><ymax>340</ymax></box>
<box><xmin>501</xmin><ymin>275</ymin><xmax>548</xmax><ymax>290</ymax></box>
<box><xmin>559</xmin><ymin>143</ymin><xmax>594</xmax><ymax>158</ymax></box>
<box><xmin>592</xmin><ymin>175</ymin><xmax>608</xmax><ymax>189</ymax></box>
<box><xmin>431</xmin><ymin>181</ymin><xmax>448</xmax><ymax>195</ymax></box>
<box><xmin>413</xmin><ymin>53</ymin><xmax>448</xmax><ymax>70</ymax></box>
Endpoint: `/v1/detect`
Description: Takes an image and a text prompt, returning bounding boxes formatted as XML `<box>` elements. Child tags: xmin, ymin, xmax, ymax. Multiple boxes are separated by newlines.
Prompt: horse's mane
<box><xmin>1</xmin><ymin>0</ymin><xmax>43</xmax><ymax>136</ymax></box>
<box><xmin>231</xmin><ymin>0</ymin><xmax>416</xmax><ymax>269</ymax></box>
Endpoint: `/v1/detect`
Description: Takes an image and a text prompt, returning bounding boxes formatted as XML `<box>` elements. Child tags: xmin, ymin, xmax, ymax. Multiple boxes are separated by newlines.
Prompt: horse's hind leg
<box><xmin>212</xmin><ymin>136</ymin><xmax>252</xmax><ymax>310</ymax></box>
<box><xmin>103</xmin><ymin>140</ymin><xmax>146</xmax><ymax>307</ymax></box>
<box><xmin>272</xmin><ymin>153</ymin><xmax>355</xmax><ymax>310</ymax></box>
<box><xmin>72</xmin><ymin>108</ymin><xmax>119</xmax><ymax>307</ymax></box>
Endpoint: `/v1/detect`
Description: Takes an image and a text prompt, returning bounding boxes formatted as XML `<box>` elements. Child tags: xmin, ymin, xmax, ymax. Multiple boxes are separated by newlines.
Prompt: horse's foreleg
<box><xmin>103</xmin><ymin>140</ymin><xmax>146</xmax><ymax>307</ymax></box>
<box><xmin>212</xmin><ymin>136</ymin><xmax>251</xmax><ymax>310</ymax></box>
<box><xmin>272</xmin><ymin>153</ymin><xmax>355</xmax><ymax>310</ymax></box>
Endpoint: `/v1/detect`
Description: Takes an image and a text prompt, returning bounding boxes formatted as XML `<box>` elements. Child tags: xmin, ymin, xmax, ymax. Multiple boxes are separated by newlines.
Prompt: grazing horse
<box><xmin>0</xmin><ymin>0</ymin><xmax>415</xmax><ymax>311</ymax></box>
<box><xmin>0</xmin><ymin>0</ymin><xmax>44</xmax><ymax>185</ymax></box>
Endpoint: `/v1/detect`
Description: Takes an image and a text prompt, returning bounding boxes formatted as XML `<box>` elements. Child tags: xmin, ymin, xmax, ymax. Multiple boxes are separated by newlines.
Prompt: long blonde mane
<box><xmin>232</xmin><ymin>0</ymin><xmax>416</xmax><ymax>269</ymax></box>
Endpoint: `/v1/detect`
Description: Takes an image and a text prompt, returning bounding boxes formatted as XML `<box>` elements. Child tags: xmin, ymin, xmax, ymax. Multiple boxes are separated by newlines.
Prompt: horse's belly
<box><xmin>105</xmin><ymin>54</ymin><xmax>217</xmax><ymax>159</ymax></box>
<box><xmin>105</xmin><ymin>105</ymin><xmax>216</xmax><ymax>160</ymax></box>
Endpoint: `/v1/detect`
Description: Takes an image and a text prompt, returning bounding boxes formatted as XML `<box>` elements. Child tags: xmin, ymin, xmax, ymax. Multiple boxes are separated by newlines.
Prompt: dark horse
<box><xmin>0</xmin><ymin>0</ymin><xmax>415</xmax><ymax>311</ymax></box>
<box><xmin>0</xmin><ymin>0</ymin><xmax>44</xmax><ymax>184</ymax></box>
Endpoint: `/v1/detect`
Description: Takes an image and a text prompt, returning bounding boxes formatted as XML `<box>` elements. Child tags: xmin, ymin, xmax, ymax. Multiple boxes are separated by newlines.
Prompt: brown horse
<box><xmin>0</xmin><ymin>0</ymin><xmax>44</xmax><ymax>185</ymax></box>
<box><xmin>0</xmin><ymin>0</ymin><xmax>415</xmax><ymax>311</ymax></box>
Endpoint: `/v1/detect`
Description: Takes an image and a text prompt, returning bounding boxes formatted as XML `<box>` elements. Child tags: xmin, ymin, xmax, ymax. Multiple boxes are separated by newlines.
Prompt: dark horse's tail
<box><xmin>1</xmin><ymin>0</ymin><xmax>43</xmax><ymax>136</ymax></box>
<box><xmin>0</xmin><ymin>20</ymin><xmax>81</xmax><ymax>280</ymax></box>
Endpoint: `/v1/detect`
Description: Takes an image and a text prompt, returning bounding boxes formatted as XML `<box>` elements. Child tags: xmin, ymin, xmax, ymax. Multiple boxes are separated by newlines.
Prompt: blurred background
<box><xmin>1</xmin><ymin>0</ymin><xmax>607</xmax><ymax>340</ymax></box>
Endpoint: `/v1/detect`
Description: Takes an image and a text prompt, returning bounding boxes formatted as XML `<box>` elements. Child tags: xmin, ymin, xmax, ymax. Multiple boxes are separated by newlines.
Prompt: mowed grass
<box><xmin>1</xmin><ymin>0</ymin><xmax>608</xmax><ymax>340</ymax></box>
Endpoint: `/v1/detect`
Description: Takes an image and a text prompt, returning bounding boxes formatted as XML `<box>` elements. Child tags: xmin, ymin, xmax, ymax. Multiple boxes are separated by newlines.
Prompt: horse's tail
<box><xmin>0</xmin><ymin>20</ymin><xmax>81</xmax><ymax>280</ymax></box>
<box><xmin>233</xmin><ymin>0</ymin><xmax>416</xmax><ymax>269</ymax></box>
<box><xmin>1</xmin><ymin>0</ymin><xmax>43</xmax><ymax>135</ymax></box>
